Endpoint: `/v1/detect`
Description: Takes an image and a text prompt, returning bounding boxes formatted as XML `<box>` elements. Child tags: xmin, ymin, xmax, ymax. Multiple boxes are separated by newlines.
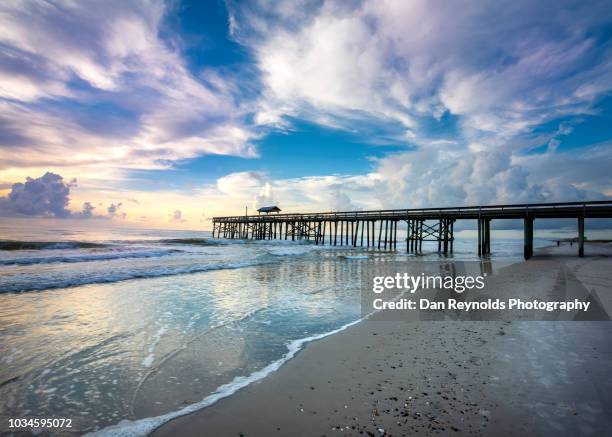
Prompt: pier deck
<box><xmin>212</xmin><ymin>201</ymin><xmax>612</xmax><ymax>259</ymax></box>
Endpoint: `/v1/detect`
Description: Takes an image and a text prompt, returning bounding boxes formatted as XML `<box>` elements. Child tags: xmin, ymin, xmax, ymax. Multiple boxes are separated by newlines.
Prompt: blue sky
<box><xmin>0</xmin><ymin>0</ymin><xmax>611</xmax><ymax>227</ymax></box>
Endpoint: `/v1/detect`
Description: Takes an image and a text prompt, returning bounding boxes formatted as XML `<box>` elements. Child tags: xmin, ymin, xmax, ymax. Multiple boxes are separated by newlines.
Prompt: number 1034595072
<box><xmin>8</xmin><ymin>418</ymin><xmax>73</xmax><ymax>428</ymax></box>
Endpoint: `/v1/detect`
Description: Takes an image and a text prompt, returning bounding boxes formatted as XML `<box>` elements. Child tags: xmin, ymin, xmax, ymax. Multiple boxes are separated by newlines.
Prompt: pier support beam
<box><xmin>383</xmin><ymin>220</ymin><xmax>389</xmax><ymax>249</ymax></box>
<box><xmin>477</xmin><ymin>218</ymin><xmax>482</xmax><ymax>256</ymax></box>
<box><xmin>443</xmin><ymin>219</ymin><xmax>449</xmax><ymax>254</ymax></box>
<box><xmin>578</xmin><ymin>216</ymin><xmax>585</xmax><ymax>257</ymax></box>
<box><xmin>484</xmin><ymin>219</ymin><xmax>490</xmax><ymax>254</ymax></box>
<box><xmin>333</xmin><ymin>221</ymin><xmax>337</xmax><ymax>246</ymax></box>
<box><xmin>438</xmin><ymin>219</ymin><xmax>443</xmax><ymax>252</ymax></box>
<box><xmin>477</xmin><ymin>218</ymin><xmax>491</xmax><ymax>256</ymax></box>
<box><xmin>450</xmin><ymin>219</ymin><xmax>454</xmax><ymax>253</ymax></box>
<box><xmin>524</xmin><ymin>217</ymin><xmax>534</xmax><ymax>260</ymax></box>
<box><xmin>360</xmin><ymin>221</ymin><xmax>364</xmax><ymax>246</ymax></box>
<box><xmin>346</xmin><ymin>221</ymin><xmax>350</xmax><ymax>246</ymax></box>
<box><xmin>419</xmin><ymin>220</ymin><xmax>423</xmax><ymax>252</ymax></box>
<box><xmin>371</xmin><ymin>221</ymin><xmax>375</xmax><ymax>247</ymax></box>
<box><xmin>321</xmin><ymin>221</ymin><xmax>326</xmax><ymax>245</ymax></box>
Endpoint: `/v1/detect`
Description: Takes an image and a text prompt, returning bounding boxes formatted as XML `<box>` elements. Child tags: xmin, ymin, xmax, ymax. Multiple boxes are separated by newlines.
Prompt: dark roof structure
<box><xmin>257</xmin><ymin>206</ymin><xmax>281</xmax><ymax>214</ymax></box>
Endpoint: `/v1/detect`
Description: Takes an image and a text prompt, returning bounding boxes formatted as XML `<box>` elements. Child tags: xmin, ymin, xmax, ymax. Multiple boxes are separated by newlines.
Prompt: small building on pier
<box><xmin>258</xmin><ymin>206</ymin><xmax>281</xmax><ymax>215</ymax></box>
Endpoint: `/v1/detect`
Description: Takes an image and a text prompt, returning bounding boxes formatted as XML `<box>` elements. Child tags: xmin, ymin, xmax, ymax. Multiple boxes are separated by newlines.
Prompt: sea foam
<box><xmin>0</xmin><ymin>249</ymin><xmax>181</xmax><ymax>266</ymax></box>
<box><xmin>86</xmin><ymin>317</ymin><xmax>363</xmax><ymax>437</ymax></box>
<box><xmin>0</xmin><ymin>260</ymin><xmax>275</xmax><ymax>293</ymax></box>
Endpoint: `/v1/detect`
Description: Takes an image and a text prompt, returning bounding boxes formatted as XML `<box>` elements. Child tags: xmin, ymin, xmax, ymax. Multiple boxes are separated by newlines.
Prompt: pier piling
<box><xmin>524</xmin><ymin>217</ymin><xmax>534</xmax><ymax>260</ymax></box>
<box><xmin>578</xmin><ymin>216</ymin><xmax>585</xmax><ymax>257</ymax></box>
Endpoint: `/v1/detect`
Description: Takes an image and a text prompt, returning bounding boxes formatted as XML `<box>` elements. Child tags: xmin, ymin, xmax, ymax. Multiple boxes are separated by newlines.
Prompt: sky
<box><xmin>0</xmin><ymin>0</ymin><xmax>611</xmax><ymax>229</ymax></box>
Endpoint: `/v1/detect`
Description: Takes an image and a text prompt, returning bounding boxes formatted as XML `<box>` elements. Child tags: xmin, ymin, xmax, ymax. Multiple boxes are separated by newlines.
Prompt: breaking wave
<box><xmin>0</xmin><ymin>249</ymin><xmax>182</xmax><ymax>266</ymax></box>
<box><xmin>0</xmin><ymin>260</ymin><xmax>274</xmax><ymax>294</ymax></box>
<box><xmin>0</xmin><ymin>240</ymin><xmax>109</xmax><ymax>251</ymax></box>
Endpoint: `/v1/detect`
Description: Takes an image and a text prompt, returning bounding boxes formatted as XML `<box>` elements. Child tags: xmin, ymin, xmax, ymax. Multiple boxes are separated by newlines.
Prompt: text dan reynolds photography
<box><xmin>1</xmin><ymin>0</ymin><xmax>612</xmax><ymax>436</ymax></box>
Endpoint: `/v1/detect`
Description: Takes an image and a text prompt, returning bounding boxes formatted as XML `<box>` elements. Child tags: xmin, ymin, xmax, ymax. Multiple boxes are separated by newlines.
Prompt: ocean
<box><xmin>0</xmin><ymin>223</ymin><xmax>551</xmax><ymax>435</ymax></box>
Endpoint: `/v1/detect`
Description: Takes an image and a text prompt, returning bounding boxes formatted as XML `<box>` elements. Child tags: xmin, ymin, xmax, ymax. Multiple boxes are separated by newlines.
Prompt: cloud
<box><xmin>210</xmin><ymin>136</ymin><xmax>612</xmax><ymax>218</ymax></box>
<box><xmin>516</xmin><ymin>142</ymin><xmax>612</xmax><ymax>199</ymax></box>
<box><xmin>0</xmin><ymin>0</ymin><xmax>257</xmax><ymax>184</ymax></box>
<box><xmin>255</xmin><ymin>182</ymin><xmax>276</xmax><ymax>208</ymax></box>
<box><xmin>374</xmin><ymin>147</ymin><xmax>543</xmax><ymax>208</ymax></box>
<box><xmin>2</xmin><ymin>0</ymin><xmax>610</xmax><ymax>221</ymax></box>
<box><xmin>211</xmin><ymin>170</ymin><xmax>379</xmax><ymax>213</ymax></box>
<box><xmin>217</xmin><ymin>171</ymin><xmax>267</xmax><ymax>198</ymax></box>
<box><xmin>79</xmin><ymin>202</ymin><xmax>96</xmax><ymax>218</ymax></box>
<box><xmin>216</xmin><ymin>171</ymin><xmax>278</xmax><ymax>209</ymax></box>
<box><xmin>0</xmin><ymin>172</ymin><xmax>75</xmax><ymax>217</ymax></box>
<box><xmin>107</xmin><ymin>202</ymin><xmax>122</xmax><ymax>215</ymax></box>
<box><xmin>330</xmin><ymin>191</ymin><xmax>357</xmax><ymax>211</ymax></box>
<box><xmin>228</xmin><ymin>0</ymin><xmax>612</xmax><ymax>205</ymax></box>
<box><xmin>0</xmin><ymin>171</ymin><xmax>141</xmax><ymax>219</ymax></box>
<box><xmin>547</xmin><ymin>139</ymin><xmax>561</xmax><ymax>153</ymax></box>
<box><xmin>107</xmin><ymin>202</ymin><xmax>126</xmax><ymax>219</ymax></box>
<box><xmin>237</xmin><ymin>0</ymin><xmax>612</xmax><ymax>140</ymax></box>
<box><xmin>169</xmin><ymin>209</ymin><xmax>186</xmax><ymax>222</ymax></box>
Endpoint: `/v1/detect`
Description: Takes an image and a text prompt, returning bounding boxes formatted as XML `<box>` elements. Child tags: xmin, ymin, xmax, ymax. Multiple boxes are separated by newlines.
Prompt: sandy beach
<box><xmin>154</xmin><ymin>243</ymin><xmax>612</xmax><ymax>436</ymax></box>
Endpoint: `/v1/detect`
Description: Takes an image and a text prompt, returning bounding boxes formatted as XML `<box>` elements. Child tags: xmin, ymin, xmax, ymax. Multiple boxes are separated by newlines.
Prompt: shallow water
<box><xmin>0</xmin><ymin>224</ymin><xmax>551</xmax><ymax>433</ymax></box>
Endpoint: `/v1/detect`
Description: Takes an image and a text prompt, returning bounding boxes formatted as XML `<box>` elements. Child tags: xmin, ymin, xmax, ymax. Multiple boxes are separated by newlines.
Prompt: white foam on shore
<box><xmin>84</xmin><ymin>260</ymin><xmax>420</xmax><ymax>437</ymax></box>
<box><xmin>86</xmin><ymin>263</ymin><xmax>416</xmax><ymax>437</ymax></box>
<box><xmin>149</xmin><ymin>327</ymin><xmax>167</xmax><ymax>353</ymax></box>
<box><xmin>141</xmin><ymin>354</ymin><xmax>154</xmax><ymax>368</ymax></box>
<box><xmin>141</xmin><ymin>326</ymin><xmax>168</xmax><ymax>368</ymax></box>
<box><xmin>86</xmin><ymin>317</ymin><xmax>364</xmax><ymax>437</ymax></box>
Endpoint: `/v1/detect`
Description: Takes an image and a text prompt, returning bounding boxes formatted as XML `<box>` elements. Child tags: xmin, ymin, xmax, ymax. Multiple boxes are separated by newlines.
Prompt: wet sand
<box><xmin>154</xmin><ymin>243</ymin><xmax>612</xmax><ymax>436</ymax></box>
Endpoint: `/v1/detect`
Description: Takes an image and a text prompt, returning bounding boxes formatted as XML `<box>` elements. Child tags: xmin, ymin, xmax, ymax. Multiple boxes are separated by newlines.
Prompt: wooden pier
<box><xmin>212</xmin><ymin>201</ymin><xmax>612</xmax><ymax>259</ymax></box>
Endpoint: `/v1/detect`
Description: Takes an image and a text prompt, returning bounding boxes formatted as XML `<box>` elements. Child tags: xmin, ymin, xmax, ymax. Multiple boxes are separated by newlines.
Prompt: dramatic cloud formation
<box><xmin>213</xmin><ymin>170</ymin><xmax>379</xmax><ymax>213</ymax></box>
<box><xmin>229</xmin><ymin>0</ymin><xmax>612</xmax><ymax>206</ymax></box>
<box><xmin>0</xmin><ymin>0</ymin><xmax>611</xmax><ymax>226</ymax></box>
<box><xmin>0</xmin><ymin>172</ymin><xmax>137</xmax><ymax>219</ymax></box>
<box><xmin>0</xmin><ymin>0</ymin><xmax>257</xmax><ymax>185</ymax></box>
<box><xmin>238</xmin><ymin>0</ymin><xmax>612</xmax><ymax>137</ymax></box>
<box><xmin>0</xmin><ymin>172</ymin><xmax>74</xmax><ymax>217</ymax></box>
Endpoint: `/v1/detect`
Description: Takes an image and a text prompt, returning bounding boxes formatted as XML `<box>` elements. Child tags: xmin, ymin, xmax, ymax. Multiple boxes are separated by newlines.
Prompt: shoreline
<box><xmin>151</xmin><ymin>243</ymin><xmax>612</xmax><ymax>436</ymax></box>
<box><xmin>87</xmin><ymin>317</ymin><xmax>366</xmax><ymax>437</ymax></box>
<box><xmin>155</xmin><ymin>322</ymin><xmax>612</xmax><ymax>437</ymax></box>
<box><xmin>81</xmin><ymin>242</ymin><xmax>612</xmax><ymax>436</ymax></box>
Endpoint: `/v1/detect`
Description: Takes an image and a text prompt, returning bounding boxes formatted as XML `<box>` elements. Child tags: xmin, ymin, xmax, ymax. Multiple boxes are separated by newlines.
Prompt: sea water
<box><xmin>0</xmin><ymin>223</ymin><xmax>550</xmax><ymax>434</ymax></box>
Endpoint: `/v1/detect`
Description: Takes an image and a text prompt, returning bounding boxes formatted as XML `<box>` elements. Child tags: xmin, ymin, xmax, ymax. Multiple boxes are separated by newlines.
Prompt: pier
<box><xmin>212</xmin><ymin>201</ymin><xmax>612</xmax><ymax>259</ymax></box>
